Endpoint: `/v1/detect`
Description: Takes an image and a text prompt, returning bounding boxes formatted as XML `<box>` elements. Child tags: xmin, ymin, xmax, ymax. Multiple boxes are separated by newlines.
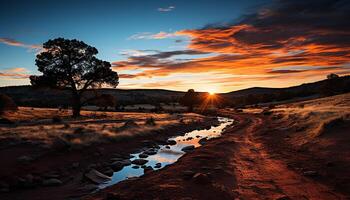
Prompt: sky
<box><xmin>0</xmin><ymin>0</ymin><xmax>350</xmax><ymax>93</ymax></box>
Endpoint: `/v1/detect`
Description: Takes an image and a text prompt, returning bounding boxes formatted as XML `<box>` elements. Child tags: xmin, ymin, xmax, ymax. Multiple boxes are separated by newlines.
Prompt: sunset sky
<box><xmin>1</xmin><ymin>0</ymin><xmax>349</xmax><ymax>93</ymax></box>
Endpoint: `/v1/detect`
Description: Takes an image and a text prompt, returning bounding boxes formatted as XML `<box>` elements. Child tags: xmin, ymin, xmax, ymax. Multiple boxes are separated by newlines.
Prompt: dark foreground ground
<box><xmin>87</xmin><ymin>93</ymin><xmax>350</xmax><ymax>200</ymax></box>
<box><xmin>1</xmin><ymin>93</ymin><xmax>350</xmax><ymax>200</ymax></box>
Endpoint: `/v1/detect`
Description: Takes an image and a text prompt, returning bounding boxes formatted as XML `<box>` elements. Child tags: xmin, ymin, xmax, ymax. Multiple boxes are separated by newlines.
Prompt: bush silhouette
<box><xmin>0</xmin><ymin>94</ymin><xmax>18</xmax><ymax>114</ymax></box>
<box><xmin>180</xmin><ymin>89</ymin><xmax>199</xmax><ymax>112</ymax></box>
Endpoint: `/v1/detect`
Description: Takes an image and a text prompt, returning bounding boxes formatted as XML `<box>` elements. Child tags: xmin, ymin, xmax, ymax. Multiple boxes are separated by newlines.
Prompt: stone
<box><xmin>144</xmin><ymin>149</ymin><xmax>157</xmax><ymax>155</ymax></box>
<box><xmin>139</xmin><ymin>153</ymin><xmax>148</xmax><ymax>158</ymax></box>
<box><xmin>154</xmin><ymin>163</ymin><xmax>162</xmax><ymax>168</ymax></box>
<box><xmin>72</xmin><ymin>162</ymin><xmax>80</xmax><ymax>168</ymax></box>
<box><xmin>42</xmin><ymin>178</ymin><xmax>62</xmax><ymax>186</ymax></box>
<box><xmin>144</xmin><ymin>166</ymin><xmax>153</xmax><ymax>173</ymax></box>
<box><xmin>17</xmin><ymin>155</ymin><xmax>33</xmax><ymax>163</ymax></box>
<box><xmin>198</xmin><ymin>138</ymin><xmax>208</xmax><ymax>145</ymax></box>
<box><xmin>132</xmin><ymin>165</ymin><xmax>140</xmax><ymax>169</ymax></box>
<box><xmin>181</xmin><ymin>145</ymin><xmax>195</xmax><ymax>152</ymax></box>
<box><xmin>166</xmin><ymin>140</ymin><xmax>177</xmax><ymax>145</ymax></box>
<box><xmin>303</xmin><ymin>170</ymin><xmax>318</xmax><ymax>177</ymax></box>
<box><xmin>103</xmin><ymin>168</ymin><xmax>114</xmax><ymax>176</ymax></box>
<box><xmin>131</xmin><ymin>159</ymin><xmax>148</xmax><ymax>165</ymax></box>
<box><xmin>192</xmin><ymin>173</ymin><xmax>211</xmax><ymax>184</ymax></box>
<box><xmin>85</xmin><ymin>169</ymin><xmax>111</xmax><ymax>184</ymax></box>
<box><xmin>182</xmin><ymin>170</ymin><xmax>195</xmax><ymax>180</ymax></box>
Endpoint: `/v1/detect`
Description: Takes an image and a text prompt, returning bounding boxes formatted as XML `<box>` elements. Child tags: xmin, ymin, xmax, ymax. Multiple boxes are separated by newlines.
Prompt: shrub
<box><xmin>0</xmin><ymin>94</ymin><xmax>18</xmax><ymax>114</ymax></box>
<box><xmin>145</xmin><ymin>117</ymin><xmax>156</xmax><ymax>126</ymax></box>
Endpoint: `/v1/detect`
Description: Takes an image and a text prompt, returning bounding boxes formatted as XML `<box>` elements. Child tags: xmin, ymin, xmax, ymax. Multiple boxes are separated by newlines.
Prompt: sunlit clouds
<box><xmin>115</xmin><ymin>0</ymin><xmax>350</xmax><ymax>92</ymax></box>
<box><xmin>0</xmin><ymin>38</ymin><xmax>42</xmax><ymax>52</ymax></box>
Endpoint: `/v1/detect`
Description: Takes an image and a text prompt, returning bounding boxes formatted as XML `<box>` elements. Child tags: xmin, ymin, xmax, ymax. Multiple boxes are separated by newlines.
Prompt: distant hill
<box><xmin>0</xmin><ymin>86</ymin><xmax>186</xmax><ymax>107</ymax></box>
<box><xmin>221</xmin><ymin>75</ymin><xmax>350</xmax><ymax>106</ymax></box>
<box><xmin>0</xmin><ymin>75</ymin><xmax>349</xmax><ymax>108</ymax></box>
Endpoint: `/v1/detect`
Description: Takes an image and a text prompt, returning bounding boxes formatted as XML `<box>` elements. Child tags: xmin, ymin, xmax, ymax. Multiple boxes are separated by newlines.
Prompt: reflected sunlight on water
<box><xmin>99</xmin><ymin>117</ymin><xmax>233</xmax><ymax>189</ymax></box>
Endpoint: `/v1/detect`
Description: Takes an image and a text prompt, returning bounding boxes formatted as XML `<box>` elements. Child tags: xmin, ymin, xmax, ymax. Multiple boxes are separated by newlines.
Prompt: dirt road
<box><xmin>87</xmin><ymin>112</ymin><xmax>349</xmax><ymax>200</ymax></box>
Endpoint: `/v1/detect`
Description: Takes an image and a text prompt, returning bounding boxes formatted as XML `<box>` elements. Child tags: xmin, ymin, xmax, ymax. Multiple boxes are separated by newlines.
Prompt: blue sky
<box><xmin>1</xmin><ymin>0</ymin><xmax>349</xmax><ymax>92</ymax></box>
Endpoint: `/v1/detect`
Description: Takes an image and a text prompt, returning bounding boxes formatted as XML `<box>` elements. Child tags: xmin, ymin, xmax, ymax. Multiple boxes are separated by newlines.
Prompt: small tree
<box><xmin>30</xmin><ymin>38</ymin><xmax>119</xmax><ymax>117</ymax></box>
<box><xmin>327</xmin><ymin>73</ymin><xmax>339</xmax><ymax>80</ymax></box>
<box><xmin>180</xmin><ymin>89</ymin><xmax>199</xmax><ymax>112</ymax></box>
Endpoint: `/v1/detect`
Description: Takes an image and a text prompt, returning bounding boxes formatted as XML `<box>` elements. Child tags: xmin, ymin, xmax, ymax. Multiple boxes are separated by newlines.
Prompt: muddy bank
<box><xmin>0</xmin><ymin>115</ymin><xmax>219</xmax><ymax>200</ymax></box>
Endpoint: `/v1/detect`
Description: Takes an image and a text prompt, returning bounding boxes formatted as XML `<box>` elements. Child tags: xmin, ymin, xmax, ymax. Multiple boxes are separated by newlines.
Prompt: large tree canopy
<box><xmin>30</xmin><ymin>38</ymin><xmax>119</xmax><ymax>116</ymax></box>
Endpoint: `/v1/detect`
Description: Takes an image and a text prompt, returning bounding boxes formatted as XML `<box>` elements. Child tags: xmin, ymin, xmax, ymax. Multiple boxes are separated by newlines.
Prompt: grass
<box><xmin>271</xmin><ymin>92</ymin><xmax>350</xmax><ymax>144</ymax></box>
<box><xmin>0</xmin><ymin>107</ymin><xmax>205</xmax><ymax>148</ymax></box>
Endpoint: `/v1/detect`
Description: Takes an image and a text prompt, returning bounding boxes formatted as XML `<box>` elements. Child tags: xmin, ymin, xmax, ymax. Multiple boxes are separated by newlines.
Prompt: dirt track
<box><xmin>87</xmin><ymin>111</ymin><xmax>349</xmax><ymax>200</ymax></box>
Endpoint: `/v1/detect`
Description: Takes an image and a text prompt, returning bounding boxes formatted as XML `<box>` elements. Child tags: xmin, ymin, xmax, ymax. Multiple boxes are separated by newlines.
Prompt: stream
<box><xmin>99</xmin><ymin>117</ymin><xmax>234</xmax><ymax>189</ymax></box>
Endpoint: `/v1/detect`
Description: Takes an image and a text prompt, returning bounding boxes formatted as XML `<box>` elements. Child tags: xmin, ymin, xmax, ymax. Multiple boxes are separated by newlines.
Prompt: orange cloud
<box><xmin>0</xmin><ymin>38</ymin><xmax>42</xmax><ymax>51</ymax></box>
<box><xmin>115</xmin><ymin>0</ymin><xmax>350</xmax><ymax>92</ymax></box>
<box><xmin>0</xmin><ymin>67</ymin><xmax>31</xmax><ymax>79</ymax></box>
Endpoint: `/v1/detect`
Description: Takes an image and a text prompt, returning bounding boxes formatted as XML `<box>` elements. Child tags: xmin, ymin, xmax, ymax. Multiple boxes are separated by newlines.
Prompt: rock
<box><xmin>166</xmin><ymin>140</ymin><xmax>177</xmax><ymax>145</ymax></box>
<box><xmin>186</xmin><ymin>137</ymin><xmax>193</xmax><ymax>141</ymax></box>
<box><xmin>198</xmin><ymin>138</ymin><xmax>208</xmax><ymax>145</ymax></box>
<box><xmin>182</xmin><ymin>170</ymin><xmax>195</xmax><ymax>180</ymax></box>
<box><xmin>139</xmin><ymin>153</ymin><xmax>148</xmax><ymax>158</ymax></box>
<box><xmin>118</xmin><ymin>159</ymin><xmax>132</xmax><ymax>166</ymax></box>
<box><xmin>103</xmin><ymin>168</ymin><xmax>114</xmax><ymax>176</ymax></box>
<box><xmin>17</xmin><ymin>155</ymin><xmax>33</xmax><ymax>163</ymax></box>
<box><xmin>303</xmin><ymin>170</ymin><xmax>318</xmax><ymax>177</ymax></box>
<box><xmin>192</xmin><ymin>173</ymin><xmax>211</xmax><ymax>184</ymax></box>
<box><xmin>72</xmin><ymin>162</ymin><xmax>80</xmax><ymax>168</ymax></box>
<box><xmin>181</xmin><ymin>145</ymin><xmax>195</xmax><ymax>152</ymax></box>
<box><xmin>131</xmin><ymin>159</ymin><xmax>148</xmax><ymax>165</ymax></box>
<box><xmin>110</xmin><ymin>162</ymin><xmax>124</xmax><ymax>172</ymax></box>
<box><xmin>85</xmin><ymin>169</ymin><xmax>111</xmax><ymax>184</ymax></box>
<box><xmin>110</xmin><ymin>159</ymin><xmax>131</xmax><ymax>171</ymax></box>
<box><xmin>87</xmin><ymin>163</ymin><xmax>97</xmax><ymax>170</ymax></box>
<box><xmin>196</xmin><ymin>135</ymin><xmax>201</xmax><ymax>138</ymax></box>
<box><xmin>42</xmin><ymin>178</ymin><xmax>62</xmax><ymax>186</ymax></box>
<box><xmin>165</xmin><ymin>145</ymin><xmax>170</xmax><ymax>149</ymax></box>
<box><xmin>144</xmin><ymin>149</ymin><xmax>157</xmax><ymax>155</ymax></box>
<box><xmin>154</xmin><ymin>163</ymin><xmax>162</xmax><ymax>168</ymax></box>
<box><xmin>144</xmin><ymin>166</ymin><xmax>153</xmax><ymax>173</ymax></box>
<box><xmin>132</xmin><ymin>165</ymin><xmax>140</xmax><ymax>169</ymax></box>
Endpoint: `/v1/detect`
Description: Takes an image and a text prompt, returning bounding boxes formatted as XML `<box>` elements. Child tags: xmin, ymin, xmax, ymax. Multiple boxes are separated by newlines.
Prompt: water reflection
<box><xmin>99</xmin><ymin>117</ymin><xmax>233</xmax><ymax>188</ymax></box>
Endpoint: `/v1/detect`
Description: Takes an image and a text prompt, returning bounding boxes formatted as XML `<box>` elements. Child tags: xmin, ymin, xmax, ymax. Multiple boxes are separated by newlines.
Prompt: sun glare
<box><xmin>208</xmin><ymin>90</ymin><xmax>216</xmax><ymax>95</ymax></box>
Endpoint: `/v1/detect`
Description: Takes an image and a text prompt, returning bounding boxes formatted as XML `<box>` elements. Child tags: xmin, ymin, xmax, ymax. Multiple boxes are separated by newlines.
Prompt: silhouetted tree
<box><xmin>327</xmin><ymin>73</ymin><xmax>339</xmax><ymax>80</ymax></box>
<box><xmin>30</xmin><ymin>38</ymin><xmax>119</xmax><ymax>117</ymax></box>
<box><xmin>322</xmin><ymin>73</ymin><xmax>342</xmax><ymax>96</ymax></box>
<box><xmin>180</xmin><ymin>89</ymin><xmax>199</xmax><ymax>112</ymax></box>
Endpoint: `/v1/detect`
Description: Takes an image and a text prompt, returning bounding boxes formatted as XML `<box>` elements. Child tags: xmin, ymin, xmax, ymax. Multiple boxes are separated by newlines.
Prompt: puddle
<box><xmin>99</xmin><ymin>117</ymin><xmax>233</xmax><ymax>189</ymax></box>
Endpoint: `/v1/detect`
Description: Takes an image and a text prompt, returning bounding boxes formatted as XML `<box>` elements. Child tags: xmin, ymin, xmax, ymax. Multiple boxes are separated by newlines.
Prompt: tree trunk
<box><xmin>72</xmin><ymin>93</ymin><xmax>81</xmax><ymax>117</ymax></box>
